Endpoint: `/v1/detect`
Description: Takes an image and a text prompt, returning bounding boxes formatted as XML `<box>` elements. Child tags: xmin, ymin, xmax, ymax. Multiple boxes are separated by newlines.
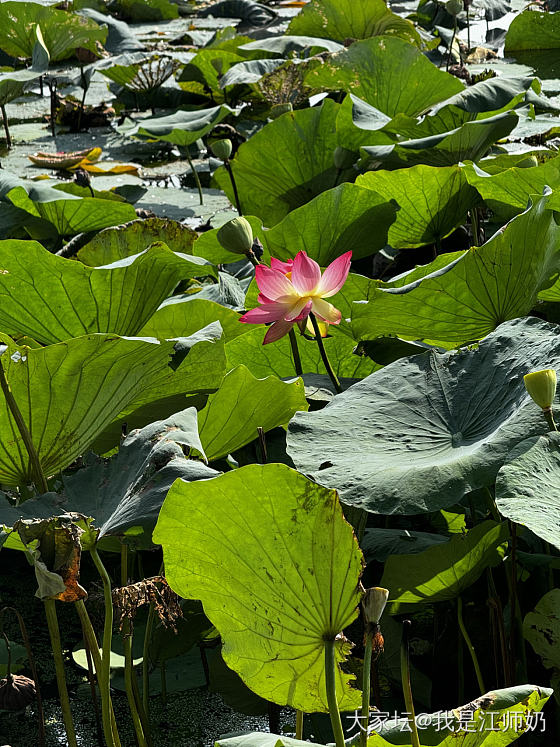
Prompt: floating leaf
<box><xmin>140</xmin><ymin>298</ymin><xmax>247</xmax><ymax>342</ymax></box>
<box><xmin>505</xmin><ymin>10</ymin><xmax>560</xmax><ymax>51</ymax></box>
<box><xmin>287</xmin><ymin>317</ymin><xmax>560</xmax><ymax>514</ymax></box>
<box><xmin>154</xmin><ymin>463</ymin><xmax>364</xmax><ymax>712</ymax></box>
<box><xmin>524</xmin><ymin>589</ymin><xmax>560</xmax><ymax>672</ymax></box>
<box><xmin>124</xmin><ymin>105</ymin><xmax>233</xmax><ymax>148</ymax></box>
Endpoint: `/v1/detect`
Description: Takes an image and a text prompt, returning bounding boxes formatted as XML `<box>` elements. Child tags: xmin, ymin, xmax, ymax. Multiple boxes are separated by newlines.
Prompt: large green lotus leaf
<box><xmin>287</xmin><ymin>0</ymin><xmax>422</xmax><ymax>47</ymax></box>
<box><xmin>0</xmin><ymin>409</ymin><xmax>218</xmax><ymax>549</ymax></box>
<box><xmin>153</xmin><ymin>463</ymin><xmax>364</xmax><ymax>712</ymax></box>
<box><xmin>304</xmin><ymin>37</ymin><xmax>463</xmax><ymax>118</ymax></box>
<box><xmin>262</xmin><ymin>183</ymin><xmax>398</xmax><ymax>264</ymax></box>
<box><xmin>495</xmin><ymin>433</ymin><xmax>560</xmax><ymax>551</ymax></box>
<box><xmin>239</xmin><ymin>36</ymin><xmax>344</xmax><ymax>56</ymax></box>
<box><xmin>0</xmin><ymin>241</ymin><xmax>215</xmax><ymax>344</ymax></box>
<box><xmin>380</xmin><ymin>521</ymin><xmax>508</xmax><ymax>611</ymax></box>
<box><xmin>361</xmin><ymin>111</ymin><xmax>518</xmax><ymax>169</ymax></box>
<box><xmin>505</xmin><ymin>10</ymin><xmax>560</xmax><ymax>51</ymax></box>
<box><xmin>361</xmin><ymin>528</ymin><xmax>448</xmax><ymax>563</ymax></box>
<box><xmin>226</xmin><ymin>326</ymin><xmax>379</xmax><ymax>380</ymax></box>
<box><xmin>0</xmin><ymin>33</ymin><xmax>50</xmax><ymax>105</ymax></box>
<box><xmin>429</xmin><ymin>75</ymin><xmax>545</xmax><ymax>117</ymax></box>
<box><xmin>523</xmin><ymin>589</ymin><xmax>560</xmax><ymax>671</ymax></box>
<box><xmin>123</xmin><ymin>105</ymin><xmax>233</xmax><ymax>147</ymax></box>
<box><xmin>198</xmin><ymin>365</ymin><xmax>307</xmax><ymax>461</ymax></box>
<box><xmin>287</xmin><ymin>317</ymin><xmax>560</xmax><ymax>514</ymax></box>
<box><xmin>350</xmin><ymin>194</ymin><xmax>560</xmax><ymax>345</ymax></box>
<box><xmin>0</xmin><ymin>334</ymin><xmax>185</xmax><ymax>487</ymax></box>
<box><xmin>178</xmin><ymin>49</ymin><xmax>243</xmax><ymax>98</ymax></box>
<box><xmin>213</xmin><ymin>99</ymin><xmax>360</xmax><ymax>226</ymax></box>
<box><xmin>140</xmin><ymin>298</ymin><xmax>247</xmax><ymax>342</ymax></box>
<box><xmin>220</xmin><ymin>59</ymin><xmax>287</xmax><ymax>88</ymax></box>
<box><xmin>77</xmin><ymin>217</ymin><xmax>197</xmax><ymax>266</ymax></box>
<box><xmin>109</xmin><ymin>0</ymin><xmax>178</xmax><ymax>22</ymax></box>
<box><xmin>0</xmin><ymin>2</ymin><xmax>107</xmax><ymax>61</ymax></box>
<box><xmin>97</xmin><ymin>53</ymin><xmax>177</xmax><ymax>92</ymax></box>
<box><xmin>356</xmin><ymin>164</ymin><xmax>477</xmax><ymax>249</ymax></box>
<box><xmin>0</xmin><ymin>172</ymin><xmax>137</xmax><ymax>237</ymax></box>
<box><xmin>216</xmin><ymin>685</ymin><xmax>552</xmax><ymax>745</ymax></box>
<box><xmin>91</xmin><ymin>322</ymin><xmax>227</xmax><ymax>454</ymax></box>
<box><xmin>463</xmin><ymin>157</ymin><xmax>560</xmax><ymax>221</ymax></box>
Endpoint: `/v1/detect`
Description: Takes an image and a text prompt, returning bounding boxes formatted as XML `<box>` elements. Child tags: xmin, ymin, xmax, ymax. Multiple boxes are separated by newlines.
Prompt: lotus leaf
<box><xmin>124</xmin><ymin>105</ymin><xmax>233</xmax><ymax>148</ymax></box>
<box><xmin>154</xmin><ymin>463</ymin><xmax>364</xmax><ymax>712</ymax></box>
<box><xmin>140</xmin><ymin>298</ymin><xmax>247</xmax><ymax>342</ymax></box>
<box><xmin>287</xmin><ymin>317</ymin><xmax>560</xmax><ymax>514</ymax></box>
<box><xmin>505</xmin><ymin>10</ymin><xmax>560</xmax><ymax>51</ymax></box>
<box><xmin>523</xmin><ymin>589</ymin><xmax>560</xmax><ymax>672</ymax></box>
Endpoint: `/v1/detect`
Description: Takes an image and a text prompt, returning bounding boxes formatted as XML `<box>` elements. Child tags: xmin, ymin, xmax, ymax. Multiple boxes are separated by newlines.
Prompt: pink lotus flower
<box><xmin>240</xmin><ymin>250</ymin><xmax>352</xmax><ymax>344</ymax></box>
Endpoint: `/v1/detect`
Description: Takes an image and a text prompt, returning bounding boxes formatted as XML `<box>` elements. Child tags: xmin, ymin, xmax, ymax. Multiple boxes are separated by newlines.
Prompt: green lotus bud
<box><xmin>362</xmin><ymin>586</ymin><xmax>389</xmax><ymax>625</ymax></box>
<box><xmin>269</xmin><ymin>102</ymin><xmax>293</xmax><ymax>120</ymax></box>
<box><xmin>524</xmin><ymin>369</ymin><xmax>557</xmax><ymax>411</ymax></box>
<box><xmin>516</xmin><ymin>155</ymin><xmax>538</xmax><ymax>169</ymax></box>
<box><xmin>217</xmin><ymin>217</ymin><xmax>254</xmax><ymax>256</ymax></box>
<box><xmin>446</xmin><ymin>0</ymin><xmax>463</xmax><ymax>15</ymax></box>
<box><xmin>333</xmin><ymin>146</ymin><xmax>355</xmax><ymax>170</ymax></box>
<box><xmin>210</xmin><ymin>138</ymin><xmax>232</xmax><ymax>161</ymax></box>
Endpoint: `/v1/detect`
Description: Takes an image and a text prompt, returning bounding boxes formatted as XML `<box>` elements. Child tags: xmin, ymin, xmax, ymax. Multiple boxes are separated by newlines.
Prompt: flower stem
<box><xmin>0</xmin><ymin>356</ymin><xmax>48</xmax><ymax>494</ymax></box>
<box><xmin>224</xmin><ymin>159</ymin><xmax>243</xmax><ymax>215</ymax></box>
<box><xmin>121</xmin><ymin>545</ymin><xmax>148</xmax><ymax>747</ymax></box>
<box><xmin>185</xmin><ymin>151</ymin><xmax>204</xmax><ymax>206</ymax></box>
<box><xmin>324</xmin><ymin>638</ymin><xmax>345</xmax><ymax>747</ymax></box>
<box><xmin>309</xmin><ymin>313</ymin><xmax>342</xmax><ymax>393</ymax></box>
<box><xmin>90</xmin><ymin>546</ymin><xmax>117</xmax><ymax>747</ymax></box>
<box><xmin>288</xmin><ymin>328</ymin><xmax>303</xmax><ymax>377</ymax></box>
<box><xmin>1</xmin><ymin>105</ymin><xmax>11</xmax><ymax>148</ymax></box>
<box><xmin>44</xmin><ymin>599</ymin><xmax>78</xmax><ymax>747</ymax></box>
<box><xmin>544</xmin><ymin>407</ymin><xmax>558</xmax><ymax>432</ymax></box>
<box><xmin>457</xmin><ymin>596</ymin><xmax>485</xmax><ymax>695</ymax></box>
<box><xmin>446</xmin><ymin>21</ymin><xmax>457</xmax><ymax>72</ymax></box>
<box><xmin>400</xmin><ymin>620</ymin><xmax>420</xmax><ymax>747</ymax></box>
<box><xmin>361</xmin><ymin>630</ymin><xmax>373</xmax><ymax>747</ymax></box>
<box><xmin>295</xmin><ymin>710</ymin><xmax>304</xmax><ymax>740</ymax></box>
<box><xmin>143</xmin><ymin>600</ymin><xmax>156</xmax><ymax>716</ymax></box>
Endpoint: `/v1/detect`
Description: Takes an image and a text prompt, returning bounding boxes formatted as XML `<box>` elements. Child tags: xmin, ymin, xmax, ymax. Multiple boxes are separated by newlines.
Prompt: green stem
<box><xmin>471</xmin><ymin>208</ymin><xmax>479</xmax><ymax>247</ymax></box>
<box><xmin>44</xmin><ymin>599</ymin><xmax>78</xmax><ymax>747</ymax></box>
<box><xmin>186</xmin><ymin>150</ymin><xmax>204</xmax><ymax>206</ymax></box>
<box><xmin>143</xmin><ymin>600</ymin><xmax>157</xmax><ymax>717</ymax></box>
<box><xmin>1</xmin><ymin>104</ymin><xmax>11</xmax><ymax>148</ymax></box>
<box><xmin>324</xmin><ymin>638</ymin><xmax>345</xmax><ymax>747</ymax></box>
<box><xmin>466</xmin><ymin>5</ymin><xmax>471</xmax><ymax>49</ymax></box>
<box><xmin>544</xmin><ymin>408</ymin><xmax>558</xmax><ymax>432</ymax></box>
<box><xmin>90</xmin><ymin>546</ymin><xmax>117</xmax><ymax>747</ymax></box>
<box><xmin>160</xmin><ymin>662</ymin><xmax>167</xmax><ymax>704</ymax></box>
<box><xmin>361</xmin><ymin>631</ymin><xmax>373</xmax><ymax>747</ymax></box>
<box><xmin>225</xmin><ymin>159</ymin><xmax>242</xmax><ymax>215</ymax></box>
<box><xmin>310</xmin><ymin>313</ymin><xmax>342</xmax><ymax>393</ymax></box>
<box><xmin>296</xmin><ymin>710</ymin><xmax>304</xmax><ymax>740</ymax></box>
<box><xmin>121</xmin><ymin>546</ymin><xmax>148</xmax><ymax>747</ymax></box>
<box><xmin>288</xmin><ymin>328</ymin><xmax>303</xmax><ymax>377</ymax></box>
<box><xmin>400</xmin><ymin>621</ymin><xmax>420</xmax><ymax>747</ymax></box>
<box><xmin>0</xmin><ymin>357</ymin><xmax>48</xmax><ymax>493</ymax></box>
<box><xmin>457</xmin><ymin>597</ymin><xmax>485</xmax><ymax>695</ymax></box>
<box><xmin>446</xmin><ymin>22</ymin><xmax>457</xmax><ymax>72</ymax></box>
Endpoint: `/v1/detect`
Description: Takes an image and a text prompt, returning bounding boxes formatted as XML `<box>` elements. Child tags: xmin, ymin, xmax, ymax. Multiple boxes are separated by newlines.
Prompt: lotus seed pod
<box><xmin>524</xmin><ymin>369</ymin><xmax>557</xmax><ymax>411</ymax></box>
<box><xmin>446</xmin><ymin>0</ymin><xmax>463</xmax><ymax>15</ymax></box>
<box><xmin>362</xmin><ymin>586</ymin><xmax>389</xmax><ymax>625</ymax></box>
<box><xmin>0</xmin><ymin>674</ymin><xmax>36</xmax><ymax>711</ymax></box>
<box><xmin>333</xmin><ymin>146</ymin><xmax>355</xmax><ymax>170</ymax></box>
<box><xmin>210</xmin><ymin>138</ymin><xmax>233</xmax><ymax>161</ymax></box>
<box><xmin>217</xmin><ymin>217</ymin><xmax>254</xmax><ymax>256</ymax></box>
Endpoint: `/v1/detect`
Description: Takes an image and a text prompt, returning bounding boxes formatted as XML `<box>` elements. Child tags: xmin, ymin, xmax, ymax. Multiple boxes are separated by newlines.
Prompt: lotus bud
<box><xmin>217</xmin><ymin>217</ymin><xmax>254</xmax><ymax>256</ymax></box>
<box><xmin>524</xmin><ymin>369</ymin><xmax>557</xmax><ymax>411</ymax></box>
<box><xmin>516</xmin><ymin>155</ymin><xmax>538</xmax><ymax>169</ymax></box>
<box><xmin>446</xmin><ymin>0</ymin><xmax>463</xmax><ymax>14</ymax></box>
<box><xmin>362</xmin><ymin>586</ymin><xmax>389</xmax><ymax>625</ymax></box>
<box><xmin>0</xmin><ymin>674</ymin><xmax>36</xmax><ymax>711</ymax></box>
<box><xmin>73</xmin><ymin>167</ymin><xmax>91</xmax><ymax>189</ymax></box>
<box><xmin>333</xmin><ymin>146</ymin><xmax>355</xmax><ymax>170</ymax></box>
<box><xmin>210</xmin><ymin>138</ymin><xmax>232</xmax><ymax>161</ymax></box>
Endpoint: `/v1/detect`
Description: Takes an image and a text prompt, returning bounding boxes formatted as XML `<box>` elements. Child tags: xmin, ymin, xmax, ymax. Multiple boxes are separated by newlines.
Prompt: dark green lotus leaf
<box><xmin>262</xmin><ymin>183</ymin><xmax>398</xmax><ymax>264</ymax></box>
<box><xmin>0</xmin><ymin>2</ymin><xmax>107</xmax><ymax>61</ymax></box>
<box><xmin>505</xmin><ymin>10</ymin><xmax>560</xmax><ymax>51</ymax></box>
<box><xmin>0</xmin><ymin>32</ymin><xmax>50</xmax><ymax>105</ymax></box>
<box><xmin>154</xmin><ymin>463</ymin><xmax>364</xmax><ymax>712</ymax></box>
<box><xmin>109</xmin><ymin>0</ymin><xmax>178</xmax><ymax>21</ymax></box>
<box><xmin>226</xmin><ymin>326</ymin><xmax>379</xmax><ymax>380</ymax></box>
<box><xmin>304</xmin><ymin>37</ymin><xmax>463</xmax><ymax>118</ymax></box>
<box><xmin>287</xmin><ymin>317</ymin><xmax>560</xmax><ymax>514</ymax></box>
<box><xmin>0</xmin><ymin>241</ymin><xmax>215</xmax><ymax>344</ymax></box>
<box><xmin>496</xmin><ymin>433</ymin><xmax>560</xmax><ymax>551</ymax></box>
<box><xmin>77</xmin><ymin>8</ymin><xmax>145</xmax><ymax>54</ymax></box>
<box><xmin>0</xmin><ymin>409</ymin><xmax>217</xmax><ymax>548</ymax></box>
<box><xmin>361</xmin><ymin>528</ymin><xmax>448</xmax><ymax>563</ymax></box>
<box><xmin>349</xmin><ymin>193</ymin><xmax>560</xmax><ymax>345</ymax></box>
<box><xmin>198</xmin><ymin>365</ymin><xmax>307</xmax><ymax>461</ymax></box>
<box><xmin>361</xmin><ymin>111</ymin><xmax>518</xmax><ymax>169</ymax></box>
<box><xmin>178</xmin><ymin>49</ymin><xmax>243</xmax><ymax>98</ymax></box>
<box><xmin>239</xmin><ymin>36</ymin><xmax>343</xmax><ymax>57</ymax></box>
<box><xmin>124</xmin><ymin>105</ymin><xmax>233</xmax><ymax>147</ymax></box>
<box><xmin>77</xmin><ymin>217</ymin><xmax>197</xmax><ymax>266</ymax></box>
<box><xmin>523</xmin><ymin>589</ymin><xmax>560</xmax><ymax>672</ymax></box>
<box><xmin>287</xmin><ymin>0</ymin><xmax>422</xmax><ymax>47</ymax></box>
<box><xmin>380</xmin><ymin>520</ymin><xmax>509</xmax><ymax>611</ymax></box>
<box><xmin>97</xmin><ymin>53</ymin><xmax>178</xmax><ymax>93</ymax></box>
<box><xmin>429</xmin><ymin>75</ymin><xmax>546</xmax><ymax>116</ymax></box>
<box><xmin>140</xmin><ymin>298</ymin><xmax>247</xmax><ymax>342</ymax></box>
<box><xmin>206</xmin><ymin>646</ymin><xmax>268</xmax><ymax>717</ymax></box>
<box><xmin>356</xmin><ymin>164</ymin><xmax>477</xmax><ymax>249</ymax></box>
<box><xmin>220</xmin><ymin>59</ymin><xmax>286</xmax><ymax>88</ymax></box>
<box><xmin>214</xmin><ymin>99</ymin><xmax>360</xmax><ymax>226</ymax></box>
<box><xmin>0</xmin><ymin>334</ymin><xmax>189</xmax><ymax>487</ymax></box>
<box><xmin>0</xmin><ymin>172</ymin><xmax>137</xmax><ymax>237</ymax></box>
<box><xmin>463</xmin><ymin>157</ymin><xmax>560</xmax><ymax>221</ymax></box>
<box><xmin>347</xmin><ymin>95</ymin><xmax>392</xmax><ymax>131</ymax></box>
